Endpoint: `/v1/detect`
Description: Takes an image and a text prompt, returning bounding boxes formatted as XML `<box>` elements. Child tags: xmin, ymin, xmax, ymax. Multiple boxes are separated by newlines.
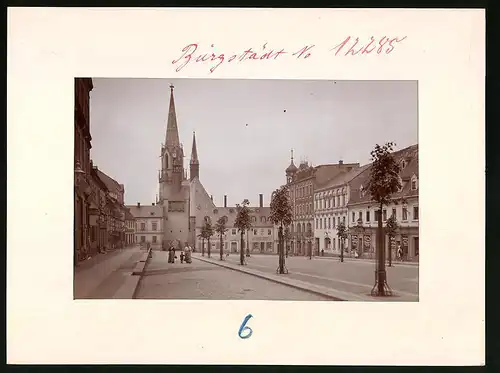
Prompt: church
<box><xmin>128</xmin><ymin>85</ymin><xmax>277</xmax><ymax>253</ymax></box>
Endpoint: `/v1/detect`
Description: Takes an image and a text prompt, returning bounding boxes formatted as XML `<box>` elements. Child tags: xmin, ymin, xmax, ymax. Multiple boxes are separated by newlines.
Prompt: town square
<box><xmin>74</xmin><ymin>78</ymin><xmax>419</xmax><ymax>301</ymax></box>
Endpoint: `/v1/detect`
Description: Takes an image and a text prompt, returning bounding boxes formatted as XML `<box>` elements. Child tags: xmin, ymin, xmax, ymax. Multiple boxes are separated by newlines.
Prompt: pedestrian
<box><xmin>397</xmin><ymin>245</ymin><xmax>403</xmax><ymax>261</ymax></box>
<box><xmin>180</xmin><ymin>251</ymin><xmax>185</xmax><ymax>263</ymax></box>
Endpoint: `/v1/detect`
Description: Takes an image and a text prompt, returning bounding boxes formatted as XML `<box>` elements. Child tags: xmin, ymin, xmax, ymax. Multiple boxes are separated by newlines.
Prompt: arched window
<box><xmin>251</xmin><ymin>216</ymin><xmax>257</xmax><ymax>223</ymax></box>
<box><xmin>261</xmin><ymin>216</ymin><xmax>266</xmax><ymax>223</ymax></box>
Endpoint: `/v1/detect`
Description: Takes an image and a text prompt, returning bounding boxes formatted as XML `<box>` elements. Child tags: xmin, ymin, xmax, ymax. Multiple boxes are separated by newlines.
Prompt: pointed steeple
<box><xmin>165</xmin><ymin>84</ymin><xmax>180</xmax><ymax>149</ymax></box>
<box><xmin>190</xmin><ymin>131</ymin><xmax>200</xmax><ymax>181</ymax></box>
<box><xmin>190</xmin><ymin>131</ymin><xmax>199</xmax><ymax>165</ymax></box>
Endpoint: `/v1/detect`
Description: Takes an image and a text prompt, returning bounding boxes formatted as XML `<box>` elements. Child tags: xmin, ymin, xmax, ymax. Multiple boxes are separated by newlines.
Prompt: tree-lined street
<box><xmin>221</xmin><ymin>254</ymin><xmax>418</xmax><ymax>301</ymax></box>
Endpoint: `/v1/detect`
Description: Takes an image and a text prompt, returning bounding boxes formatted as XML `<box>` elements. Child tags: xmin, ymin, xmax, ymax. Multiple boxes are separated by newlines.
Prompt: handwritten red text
<box><xmin>330</xmin><ymin>36</ymin><xmax>407</xmax><ymax>56</ymax></box>
<box><xmin>172</xmin><ymin>43</ymin><xmax>288</xmax><ymax>73</ymax></box>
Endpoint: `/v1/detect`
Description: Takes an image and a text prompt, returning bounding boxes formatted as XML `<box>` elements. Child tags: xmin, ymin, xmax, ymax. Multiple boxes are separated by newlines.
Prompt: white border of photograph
<box><xmin>7</xmin><ymin>8</ymin><xmax>484</xmax><ymax>365</ymax></box>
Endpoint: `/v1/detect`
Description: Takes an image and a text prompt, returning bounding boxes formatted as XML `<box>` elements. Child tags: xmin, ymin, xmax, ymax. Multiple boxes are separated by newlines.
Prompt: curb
<box><xmin>113</xmin><ymin>249</ymin><xmax>152</xmax><ymax>299</ymax></box>
<box><xmin>193</xmin><ymin>256</ymin><xmax>377</xmax><ymax>302</ymax></box>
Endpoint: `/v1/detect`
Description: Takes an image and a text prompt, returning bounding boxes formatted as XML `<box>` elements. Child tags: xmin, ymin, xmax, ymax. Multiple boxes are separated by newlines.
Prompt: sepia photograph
<box><xmin>74</xmin><ymin>78</ymin><xmax>419</xmax><ymax>301</ymax></box>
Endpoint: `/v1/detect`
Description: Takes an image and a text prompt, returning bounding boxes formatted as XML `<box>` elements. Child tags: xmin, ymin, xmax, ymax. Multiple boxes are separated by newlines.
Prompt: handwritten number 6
<box><xmin>238</xmin><ymin>314</ymin><xmax>253</xmax><ymax>339</ymax></box>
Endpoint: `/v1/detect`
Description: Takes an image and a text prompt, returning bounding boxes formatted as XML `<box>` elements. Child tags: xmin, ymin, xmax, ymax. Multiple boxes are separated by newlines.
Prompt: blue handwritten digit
<box><xmin>238</xmin><ymin>314</ymin><xmax>253</xmax><ymax>339</ymax></box>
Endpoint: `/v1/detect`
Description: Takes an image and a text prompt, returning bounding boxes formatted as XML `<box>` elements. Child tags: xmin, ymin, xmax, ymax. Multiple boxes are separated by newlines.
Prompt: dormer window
<box><xmin>401</xmin><ymin>159</ymin><xmax>407</xmax><ymax>170</ymax></box>
<box><xmin>411</xmin><ymin>175</ymin><xmax>418</xmax><ymax>190</ymax></box>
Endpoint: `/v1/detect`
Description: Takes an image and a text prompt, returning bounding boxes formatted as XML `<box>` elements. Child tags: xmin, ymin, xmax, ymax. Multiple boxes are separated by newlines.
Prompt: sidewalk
<box><xmin>74</xmin><ymin>245</ymin><xmax>145</xmax><ymax>299</ymax></box>
<box><xmin>313</xmin><ymin>255</ymin><xmax>419</xmax><ymax>266</ymax></box>
<box><xmin>192</xmin><ymin>254</ymin><xmax>379</xmax><ymax>302</ymax></box>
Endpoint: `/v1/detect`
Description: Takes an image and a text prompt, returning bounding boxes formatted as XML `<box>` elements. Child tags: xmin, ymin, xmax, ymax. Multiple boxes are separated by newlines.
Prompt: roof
<box><xmin>314</xmin><ymin>163</ymin><xmax>360</xmax><ymax>186</ymax></box>
<box><xmin>95</xmin><ymin>168</ymin><xmax>124</xmax><ymax>196</ymax></box>
<box><xmin>286</xmin><ymin>160</ymin><xmax>298</xmax><ymax>174</ymax></box>
<box><xmin>315</xmin><ymin>164</ymin><xmax>371</xmax><ymax>193</ymax></box>
<box><xmin>347</xmin><ymin>144</ymin><xmax>419</xmax><ymax>205</ymax></box>
<box><xmin>124</xmin><ymin>207</ymin><xmax>135</xmax><ymax>220</ymax></box>
<box><xmin>198</xmin><ymin>206</ymin><xmax>273</xmax><ymax>228</ymax></box>
<box><xmin>127</xmin><ymin>204</ymin><xmax>164</xmax><ymax>218</ymax></box>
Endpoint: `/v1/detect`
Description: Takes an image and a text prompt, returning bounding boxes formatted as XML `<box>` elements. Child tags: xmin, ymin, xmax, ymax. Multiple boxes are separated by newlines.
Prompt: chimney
<box><xmin>339</xmin><ymin>160</ymin><xmax>344</xmax><ymax>165</ymax></box>
<box><xmin>137</xmin><ymin>202</ymin><xmax>141</xmax><ymax>208</ymax></box>
<box><xmin>224</xmin><ymin>195</ymin><xmax>227</xmax><ymax>207</ymax></box>
<box><xmin>259</xmin><ymin>193</ymin><xmax>263</xmax><ymax>208</ymax></box>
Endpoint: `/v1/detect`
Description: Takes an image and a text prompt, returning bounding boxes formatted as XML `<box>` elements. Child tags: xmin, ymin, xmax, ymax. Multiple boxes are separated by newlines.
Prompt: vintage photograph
<box><xmin>74</xmin><ymin>78</ymin><xmax>419</xmax><ymax>301</ymax></box>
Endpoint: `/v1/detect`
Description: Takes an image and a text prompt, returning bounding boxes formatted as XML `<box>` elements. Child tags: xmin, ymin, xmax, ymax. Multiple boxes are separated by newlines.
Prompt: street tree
<box><xmin>203</xmin><ymin>219</ymin><xmax>214</xmax><ymax>258</ymax></box>
<box><xmin>367</xmin><ymin>142</ymin><xmax>401</xmax><ymax>296</ymax></box>
<box><xmin>215</xmin><ymin>215</ymin><xmax>228</xmax><ymax>261</ymax></box>
<box><xmin>234</xmin><ymin>199</ymin><xmax>252</xmax><ymax>265</ymax></box>
<box><xmin>385</xmin><ymin>214</ymin><xmax>400</xmax><ymax>267</ymax></box>
<box><xmin>336</xmin><ymin>221</ymin><xmax>348</xmax><ymax>262</ymax></box>
<box><xmin>197</xmin><ymin>229</ymin><xmax>206</xmax><ymax>256</ymax></box>
<box><xmin>270</xmin><ymin>185</ymin><xmax>293</xmax><ymax>274</ymax></box>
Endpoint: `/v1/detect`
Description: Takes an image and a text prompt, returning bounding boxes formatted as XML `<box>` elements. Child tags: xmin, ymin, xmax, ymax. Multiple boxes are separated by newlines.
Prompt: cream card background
<box><xmin>7</xmin><ymin>8</ymin><xmax>484</xmax><ymax>365</ymax></box>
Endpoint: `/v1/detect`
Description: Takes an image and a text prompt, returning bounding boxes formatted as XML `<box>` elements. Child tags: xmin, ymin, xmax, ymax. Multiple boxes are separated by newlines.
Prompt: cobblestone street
<box><xmin>134</xmin><ymin>251</ymin><xmax>331</xmax><ymax>300</ymax></box>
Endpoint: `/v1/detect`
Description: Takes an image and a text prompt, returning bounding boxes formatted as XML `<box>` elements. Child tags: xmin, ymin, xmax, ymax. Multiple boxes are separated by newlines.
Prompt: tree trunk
<box><xmin>388</xmin><ymin>235</ymin><xmax>393</xmax><ymax>267</ymax></box>
<box><xmin>278</xmin><ymin>225</ymin><xmax>284</xmax><ymax>274</ymax></box>
<box><xmin>340</xmin><ymin>238</ymin><xmax>344</xmax><ymax>262</ymax></box>
<box><xmin>376</xmin><ymin>202</ymin><xmax>387</xmax><ymax>295</ymax></box>
<box><xmin>220</xmin><ymin>233</ymin><xmax>223</xmax><ymax>260</ymax></box>
<box><xmin>202</xmin><ymin>238</ymin><xmax>205</xmax><ymax>256</ymax></box>
<box><xmin>208</xmin><ymin>237</ymin><xmax>211</xmax><ymax>258</ymax></box>
<box><xmin>240</xmin><ymin>232</ymin><xmax>245</xmax><ymax>265</ymax></box>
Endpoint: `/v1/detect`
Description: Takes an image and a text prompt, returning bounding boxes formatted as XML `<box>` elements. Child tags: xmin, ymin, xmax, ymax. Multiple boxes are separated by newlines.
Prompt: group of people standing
<box><xmin>167</xmin><ymin>244</ymin><xmax>193</xmax><ymax>264</ymax></box>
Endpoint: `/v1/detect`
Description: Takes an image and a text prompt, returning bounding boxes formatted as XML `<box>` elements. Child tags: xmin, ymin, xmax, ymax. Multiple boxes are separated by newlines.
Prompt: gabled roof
<box><xmin>95</xmin><ymin>168</ymin><xmax>123</xmax><ymax>196</ymax></box>
<box><xmin>126</xmin><ymin>204</ymin><xmax>164</xmax><ymax>218</ymax></box>
<box><xmin>315</xmin><ymin>164</ymin><xmax>370</xmax><ymax>193</ymax></box>
<box><xmin>347</xmin><ymin>144</ymin><xmax>419</xmax><ymax>205</ymax></box>
<box><xmin>124</xmin><ymin>207</ymin><xmax>135</xmax><ymax>220</ymax></box>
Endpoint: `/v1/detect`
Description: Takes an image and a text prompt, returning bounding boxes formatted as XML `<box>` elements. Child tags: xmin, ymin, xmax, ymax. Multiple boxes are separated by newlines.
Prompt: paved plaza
<box><xmin>134</xmin><ymin>251</ymin><xmax>330</xmax><ymax>300</ymax></box>
<box><xmin>205</xmin><ymin>253</ymin><xmax>419</xmax><ymax>301</ymax></box>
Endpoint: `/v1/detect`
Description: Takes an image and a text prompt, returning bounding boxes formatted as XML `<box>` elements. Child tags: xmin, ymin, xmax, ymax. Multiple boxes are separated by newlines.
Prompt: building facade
<box><xmin>95</xmin><ymin>168</ymin><xmax>127</xmax><ymax>250</ymax></box>
<box><xmin>125</xmin><ymin>208</ymin><xmax>135</xmax><ymax>246</ymax></box>
<box><xmin>313</xmin><ymin>165</ymin><xmax>368</xmax><ymax>255</ymax></box>
<box><xmin>193</xmin><ymin>194</ymin><xmax>276</xmax><ymax>255</ymax></box>
<box><xmin>347</xmin><ymin>144</ymin><xmax>419</xmax><ymax>262</ymax></box>
<box><xmin>284</xmin><ymin>150</ymin><xmax>359</xmax><ymax>256</ymax></box>
<box><xmin>74</xmin><ymin>78</ymin><xmax>94</xmax><ymax>264</ymax></box>
<box><xmin>127</xmin><ymin>203</ymin><xmax>164</xmax><ymax>249</ymax></box>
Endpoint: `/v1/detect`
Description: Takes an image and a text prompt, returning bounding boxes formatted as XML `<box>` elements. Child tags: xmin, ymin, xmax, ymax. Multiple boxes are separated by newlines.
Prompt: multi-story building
<box><xmin>124</xmin><ymin>208</ymin><xmax>135</xmax><ymax>246</ymax></box>
<box><xmin>313</xmin><ymin>165</ymin><xmax>368</xmax><ymax>255</ymax></box>
<box><xmin>193</xmin><ymin>194</ymin><xmax>276</xmax><ymax>255</ymax></box>
<box><xmin>74</xmin><ymin>77</ymin><xmax>94</xmax><ymax>264</ymax></box>
<box><xmin>127</xmin><ymin>203</ymin><xmax>164</xmax><ymax>249</ymax></box>
<box><xmin>95</xmin><ymin>168</ymin><xmax>126</xmax><ymax>250</ymax></box>
<box><xmin>347</xmin><ymin>144</ymin><xmax>419</xmax><ymax>262</ymax></box>
<box><xmin>88</xmin><ymin>162</ymin><xmax>110</xmax><ymax>254</ymax></box>
<box><xmin>284</xmin><ymin>150</ymin><xmax>359</xmax><ymax>256</ymax></box>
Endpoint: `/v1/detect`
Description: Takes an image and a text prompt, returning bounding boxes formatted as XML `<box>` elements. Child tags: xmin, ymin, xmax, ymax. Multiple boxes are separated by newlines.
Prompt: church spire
<box><xmin>190</xmin><ymin>131</ymin><xmax>199</xmax><ymax>165</ymax></box>
<box><xmin>190</xmin><ymin>131</ymin><xmax>200</xmax><ymax>181</ymax></box>
<box><xmin>165</xmin><ymin>84</ymin><xmax>180</xmax><ymax>149</ymax></box>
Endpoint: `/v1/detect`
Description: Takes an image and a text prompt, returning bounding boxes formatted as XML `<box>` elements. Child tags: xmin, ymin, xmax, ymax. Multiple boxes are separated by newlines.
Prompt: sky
<box><xmin>89</xmin><ymin>79</ymin><xmax>418</xmax><ymax>207</ymax></box>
